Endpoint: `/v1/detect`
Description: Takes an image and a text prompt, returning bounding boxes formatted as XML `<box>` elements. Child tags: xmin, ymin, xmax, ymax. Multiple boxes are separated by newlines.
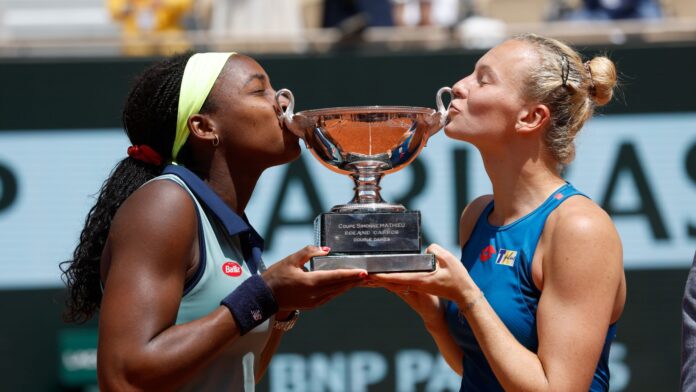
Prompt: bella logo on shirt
<box><xmin>495</xmin><ymin>249</ymin><xmax>517</xmax><ymax>267</ymax></box>
<box><xmin>222</xmin><ymin>261</ymin><xmax>243</xmax><ymax>277</ymax></box>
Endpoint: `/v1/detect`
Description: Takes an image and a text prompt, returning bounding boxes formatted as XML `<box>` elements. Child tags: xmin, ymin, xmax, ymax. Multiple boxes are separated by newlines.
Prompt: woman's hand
<box><xmin>367</xmin><ymin>243</ymin><xmax>480</xmax><ymax>308</ymax></box>
<box><xmin>262</xmin><ymin>246</ymin><xmax>367</xmax><ymax>311</ymax></box>
<box><xmin>375</xmin><ymin>282</ymin><xmax>444</xmax><ymax>325</ymax></box>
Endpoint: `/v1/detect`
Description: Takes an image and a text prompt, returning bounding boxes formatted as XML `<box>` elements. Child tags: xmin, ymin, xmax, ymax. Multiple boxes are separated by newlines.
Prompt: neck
<box><xmin>479</xmin><ymin>148</ymin><xmax>565</xmax><ymax>226</ymax></box>
<box><xmin>203</xmin><ymin>158</ymin><xmax>263</xmax><ymax>215</ymax></box>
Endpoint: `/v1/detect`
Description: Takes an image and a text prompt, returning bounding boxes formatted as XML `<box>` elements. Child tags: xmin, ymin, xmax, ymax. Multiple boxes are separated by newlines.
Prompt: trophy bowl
<box><xmin>277</xmin><ymin>88</ymin><xmax>451</xmax><ymax>213</ymax></box>
<box><xmin>273</xmin><ymin>88</ymin><xmax>452</xmax><ymax>273</ymax></box>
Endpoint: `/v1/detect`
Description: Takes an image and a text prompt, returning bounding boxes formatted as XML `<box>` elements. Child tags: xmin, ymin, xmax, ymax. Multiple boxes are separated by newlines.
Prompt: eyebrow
<box><xmin>243</xmin><ymin>73</ymin><xmax>267</xmax><ymax>87</ymax></box>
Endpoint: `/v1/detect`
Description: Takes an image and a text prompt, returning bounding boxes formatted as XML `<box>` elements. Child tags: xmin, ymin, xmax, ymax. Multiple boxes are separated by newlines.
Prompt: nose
<box><xmin>451</xmin><ymin>77</ymin><xmax>469</xmax><ymax>99</ymax></box>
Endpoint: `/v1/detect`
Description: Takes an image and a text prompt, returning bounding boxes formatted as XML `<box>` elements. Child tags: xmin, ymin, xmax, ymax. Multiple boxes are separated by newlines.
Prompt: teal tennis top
<box><xmin>154</xmin><ymin>165</ymin><xmax>275</xmax><ymax>392</ymax></box>
<box><xmin>444</xmin><ymin>183</ymin><xmax>617</xmax><ymax>392</ymax></box>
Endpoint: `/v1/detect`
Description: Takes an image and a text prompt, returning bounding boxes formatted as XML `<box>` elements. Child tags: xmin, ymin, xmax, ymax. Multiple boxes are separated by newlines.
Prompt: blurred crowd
<box><xmin>1</xmin><ymin>0</ymin><xmax>683</xmax><ymax>56</ymax></box>
<box><xmin>102</xmin><ymin>0</ymin><xmax>670</xmax><ymax>55</ymax></box>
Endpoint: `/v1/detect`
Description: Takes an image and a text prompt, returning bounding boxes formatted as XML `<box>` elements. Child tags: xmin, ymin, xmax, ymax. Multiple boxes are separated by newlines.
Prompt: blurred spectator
<box><xmin>196</xmin><ymin>0</ymin><xmax>304</xmax><ymax>38</ymax></box>
<box><xmin>323</xmin><ymin>0</ymin><xmax>394</xmax><ymax>27</ymax></box>
<box><xmin>392</xmin><ymin>0</ymin><xmax>466</xmax><ymax>27</ymax></box>
<box><xmin>393</xmin><ymin>0</ymin><xmax>434</xmax><ymax>26</ymax></box>
<box><xmin>107</xmin><ymin>0</ymin><xmax>192</xmax><ymax>56</ymax></box>
<box><xmin>563</xmin><ymin>0</ymin><xmax>662</xmax><ymax>20</ymax></box>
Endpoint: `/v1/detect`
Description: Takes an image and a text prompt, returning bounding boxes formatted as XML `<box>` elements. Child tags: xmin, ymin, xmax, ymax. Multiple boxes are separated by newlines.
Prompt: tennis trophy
<box><xmin>276</xmin><ymin>87</ymin><xmax>451</xmax><ymax>273</ymax></box>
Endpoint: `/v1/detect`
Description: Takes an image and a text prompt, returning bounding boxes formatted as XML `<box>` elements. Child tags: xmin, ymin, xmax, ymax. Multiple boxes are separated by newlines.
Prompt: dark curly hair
<box><xmin>60</xmin><ymin>52</ymin><xmax>196</xmax><ymax>323</ymax></box>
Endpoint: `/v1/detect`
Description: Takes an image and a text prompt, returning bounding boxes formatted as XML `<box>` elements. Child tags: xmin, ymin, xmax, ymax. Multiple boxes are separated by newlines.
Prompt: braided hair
<box><xmin>60</xmin><ymin>53</ymin><xmax>195</xmax><ymax>323</ymax></box>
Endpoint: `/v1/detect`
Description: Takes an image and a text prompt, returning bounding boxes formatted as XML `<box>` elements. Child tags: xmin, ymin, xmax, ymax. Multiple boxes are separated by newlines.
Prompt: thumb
<box><xmin>426</xmin><ymin>243</ymin><xmax>456</xmax><ymax>267</ymax></box>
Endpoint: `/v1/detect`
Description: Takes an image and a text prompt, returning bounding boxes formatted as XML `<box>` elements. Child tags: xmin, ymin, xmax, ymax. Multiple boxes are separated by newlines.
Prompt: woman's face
<box><xmin>445</xmin><ymin>40</ymin><xmax>537</xmax><ymax>148</ymax></box>
<box><xmin>206</xmin><ymin>55</ymin><xmax>300</xmax><ymax>168</ymax></box>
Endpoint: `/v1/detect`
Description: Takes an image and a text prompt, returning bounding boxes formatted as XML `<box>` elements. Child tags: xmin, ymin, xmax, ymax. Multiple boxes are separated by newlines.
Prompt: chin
<box><xmin>443</xmin><ymin>125</ymin><xmax>464</xmax><ymax>140</ymax></box>
<box><xmin>271</xmin><ymin>140</ymin><xmax>302</xmax><ymax>167</ymax></box>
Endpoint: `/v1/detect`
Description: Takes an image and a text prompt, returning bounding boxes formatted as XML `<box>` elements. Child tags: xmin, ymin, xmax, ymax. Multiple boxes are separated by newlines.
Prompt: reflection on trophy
<box><xmin>276</xmin><ymin>87</ymin><xmax>451</xmax><ymax>273</ymax></box>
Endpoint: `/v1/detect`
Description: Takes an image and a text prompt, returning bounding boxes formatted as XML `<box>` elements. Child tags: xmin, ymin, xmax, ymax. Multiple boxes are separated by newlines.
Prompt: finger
<box><xmin>378</xmin><ymin>282</ymin><xmax>412</xmax><ymax>293</ymax></box>
<box><xmin>366</xmin><ymin>271</ymin><xmax>429</xmax><ymax>285</ymax></box>
<box><xmin>288</xmin><ymin>245</ymin><xmax>330</xmax><ymax>267</ymax></box>
<box><xmin>305</xmin><ymin>268</ymin><xmax>368</xmax><ymax>286</ymax></box>
<box><xmin>312</xmin><ymin>278</ymin><xmax>368</xmax><ymax>297</ymax></box>
<box><xmin>311</xmin><ymin>281</ymin><xmax>363</xmax><ymax>307</ymax></box>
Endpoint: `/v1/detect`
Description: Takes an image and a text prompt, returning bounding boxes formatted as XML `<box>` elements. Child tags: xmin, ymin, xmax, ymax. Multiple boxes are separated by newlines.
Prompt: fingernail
<box><xmin>321</xmin><ymin>246</ymin><xmax>331</xmax><ymax>252</ymax></box>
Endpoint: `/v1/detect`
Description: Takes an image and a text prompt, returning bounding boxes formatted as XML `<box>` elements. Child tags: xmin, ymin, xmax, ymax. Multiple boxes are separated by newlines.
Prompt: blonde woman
<box><xmin>369</xmin><ymin>34</ymin><xmax>626</xmax><ymax>391</ymax></box>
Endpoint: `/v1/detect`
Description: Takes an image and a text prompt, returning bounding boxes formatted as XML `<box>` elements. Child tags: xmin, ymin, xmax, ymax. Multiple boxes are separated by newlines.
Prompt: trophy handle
<box><xmin>276</xmin><ymin>88</ymin><xmax>307</xmax><ymax>140</ymax></box>
<box><xmin>436</xmin><ymin>86</ymin><xmax>452</xmax><ymax>129</ymax></box>
<box><xmin>275</xmin><ymin>88</ymin><xmax>295</xmax><ymax>120</ymax></box>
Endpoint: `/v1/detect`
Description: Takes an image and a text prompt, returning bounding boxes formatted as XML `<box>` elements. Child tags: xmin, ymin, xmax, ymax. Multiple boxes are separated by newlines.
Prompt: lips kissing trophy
<box><xmin>276</xmin><ymin>87</ymin><xmax>451</xmax><ymax>273</ymax></box>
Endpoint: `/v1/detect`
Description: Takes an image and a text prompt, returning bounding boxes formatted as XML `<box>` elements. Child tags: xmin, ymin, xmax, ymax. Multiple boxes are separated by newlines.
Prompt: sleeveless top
<box><xmin>153</xmin><ymin>165</ymin><xmax>275</xmax><ymax>392</ymax></box>
<box><xmin>444</xmin><ymin>183</ymin><xmax>617</xmax><ymax>392</ymax></box>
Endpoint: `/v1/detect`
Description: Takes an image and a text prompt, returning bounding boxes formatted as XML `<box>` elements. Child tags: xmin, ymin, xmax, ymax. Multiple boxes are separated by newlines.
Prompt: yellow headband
<box><xmin>173</xmin><ymin>52</ymin><xmax>236</xmax><ymax>162</ymax></box>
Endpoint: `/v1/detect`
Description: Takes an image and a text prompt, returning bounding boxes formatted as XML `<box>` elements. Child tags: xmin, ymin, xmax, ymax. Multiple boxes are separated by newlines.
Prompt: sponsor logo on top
<box><xmin>495</xmin><ymin>249</ymin><xmax>517</xmax><ymax>267</ymax></box>
<box><xmin>222</xmin><ymin>261</ymin><xmax>243</xmax><ymax>277</ymax></box>
<box><xmin>480</xmin><ymin>245</ymin><xmax>496</xmax><ymax>262</ymax></box>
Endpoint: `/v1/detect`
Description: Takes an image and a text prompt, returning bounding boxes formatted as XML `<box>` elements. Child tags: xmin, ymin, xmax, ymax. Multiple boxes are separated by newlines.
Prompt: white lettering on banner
<box><xmin>350</xmin><ymin>352</ymin><xmax>388</xmax><ymax>391</ymax></box>
<box><xmin>308</xmin><ymin>353</ymin><xmax>347</xmax><ymax>391</ymax></box>
<box><xmin>270</xmin><ymin>345</ymin><xmax>628</xmax><ymax>391</ymax></box>
<box><xmin>270</xmin><ymin>350</ymin><xmax>459</xmax><ymax>392</ymax></box>
<box><xmin>0</xmin><ymin>129</ymin><xmax>129</xmax><ymax>289</ymax></box>
<box><xmin>0</xmin><ymin>113</ymin><xmax>695</xmax><ymax>288</ymax></box>
<box><xmin>609</xmin><ymin>343</ymin><xmax>630</xmax><ymax>392</ymax></box>
<box><xmin>61</xmin><ymin>349</ymin><xmax>97</xmax><ymax>371</ymax></box>
<box><xmin>271</xmin><ymin>354</ymin><xmax>307</xmax><ymax>391</ymax></box>
<box><xmin>270</xmin><ymin>352</ymin><xmax>386</xmax><ymax>392</ymax></box>
<box><xmin>396</xmin><ymin>350</ymin><xmax>460</xmax><ymax>392</ymax></box>
<box><xmin>396</xmin><ymin>350</ymin><xmax>432</xmax><ymax>390</ymax></box>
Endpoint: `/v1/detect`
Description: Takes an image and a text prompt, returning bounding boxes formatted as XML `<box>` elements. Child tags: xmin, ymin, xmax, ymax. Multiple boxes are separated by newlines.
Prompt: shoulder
<box><xmin>110</xmin><ymin>178</ymin><xmax>199</xmax><ymax>254</ymax></box>
<box><xmin>543</xmin><ymin>195</ymin><xmax>623</xmax><ymax>276</ymax></box>
<box><xmin>549</xmin><ymin>195</ymin><xmax>619</xmax><ymax>244</ymax></box>
<box><xmin>458</xmin><ymin>195</ymin><xmax>493</xmax><ymax>247</ymax></box>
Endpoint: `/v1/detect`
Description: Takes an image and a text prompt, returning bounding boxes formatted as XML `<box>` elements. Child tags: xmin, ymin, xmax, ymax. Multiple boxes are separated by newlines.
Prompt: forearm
<box><xmin>424</xmin><ymin>316</ymin><xmax>464</xmax><ymax>375</ymax></box>
<box><xmin>459</xmin><ymin>295</ymin><xmax>551</xmax><ymax>392</ymax></box>
<box><xmin>98</xmin><ymin>307</ymin><xmax>240</xmax><ymax>391</ymax></box>
<box><xmin>256</xmin><ymin>328</ymin><xmax>285</xmax><ymax>382</ymax></box>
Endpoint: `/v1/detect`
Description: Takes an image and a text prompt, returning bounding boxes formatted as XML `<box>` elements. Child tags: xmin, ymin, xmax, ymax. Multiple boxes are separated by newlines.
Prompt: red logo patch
<box><xmin>222</xmin><ymin>261</ymin><xmax>243</xmax><ymax>277</ymax></box>
<box><xmin>480</xmin><ymin>245</ymin><xmax>496</xmax><ymax>262</ymax></box>
<box><xmin>554</xmin><ymin>193</ymin><xmax>564</xmax><ymax>200</ymax></box>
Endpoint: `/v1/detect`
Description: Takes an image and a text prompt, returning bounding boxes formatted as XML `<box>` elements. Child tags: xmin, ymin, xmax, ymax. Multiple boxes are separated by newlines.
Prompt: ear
<box><xmin>187</xmin><ymin>114</ymin><xmax>217</xmax><ymax>144</ymax></box>
<box><xmin>515</xmin><ymin>103</ymin><xmax>550</xmax><ymax>135</ymax></box>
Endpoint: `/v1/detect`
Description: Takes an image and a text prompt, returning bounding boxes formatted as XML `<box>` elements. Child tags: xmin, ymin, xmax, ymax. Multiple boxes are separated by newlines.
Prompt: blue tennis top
<box><xmin>444</xmin><ymin>182</ymin><xmax>617</xmax><ymax>392</ymax></box>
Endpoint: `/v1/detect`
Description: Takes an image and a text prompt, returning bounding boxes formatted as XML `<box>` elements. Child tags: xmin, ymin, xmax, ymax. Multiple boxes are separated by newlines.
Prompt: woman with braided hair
<box><xmin>60</xmin><ymin>52</ymin><xmax>367</xmax><ymax>391</ymax></box>
<box><xmin>367</xmin><ymin>34</ymin><xmax>626</xmax><ymax>391</ymax></box>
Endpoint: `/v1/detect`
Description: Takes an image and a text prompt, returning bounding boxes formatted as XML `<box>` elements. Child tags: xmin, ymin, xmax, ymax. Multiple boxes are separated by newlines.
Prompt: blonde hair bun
<box><xmin>586</xmin><ymin>56</ymin><xmax>617</xmax><ymax>107</ymax></box>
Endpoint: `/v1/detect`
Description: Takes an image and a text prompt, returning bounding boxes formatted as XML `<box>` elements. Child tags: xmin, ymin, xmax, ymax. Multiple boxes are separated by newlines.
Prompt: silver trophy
<box><xmin>276</xmin><ymin>87</ymin><xmax>451</xmax><ymax>273</ymax></box>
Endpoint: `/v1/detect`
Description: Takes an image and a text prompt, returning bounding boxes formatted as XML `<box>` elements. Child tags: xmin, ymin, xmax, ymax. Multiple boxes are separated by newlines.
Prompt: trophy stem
<box><xmin>331</xmin><ymin>161</ymin><xmax>406</xmax><ymax>213</ymax></box>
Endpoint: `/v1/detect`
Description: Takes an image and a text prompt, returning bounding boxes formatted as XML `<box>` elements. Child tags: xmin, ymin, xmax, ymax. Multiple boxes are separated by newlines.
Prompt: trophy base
<box><xmin>310</xmin><ymin>253</ymin><xmax>435</xmax><ymax>273</ymax></box>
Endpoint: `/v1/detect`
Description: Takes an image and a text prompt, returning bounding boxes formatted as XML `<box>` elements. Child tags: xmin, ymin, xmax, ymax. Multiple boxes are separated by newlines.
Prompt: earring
<box><xmin>212</xmin><ymin>134</ymin><xmax>220</xmax><ymax>147</ymax></box>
